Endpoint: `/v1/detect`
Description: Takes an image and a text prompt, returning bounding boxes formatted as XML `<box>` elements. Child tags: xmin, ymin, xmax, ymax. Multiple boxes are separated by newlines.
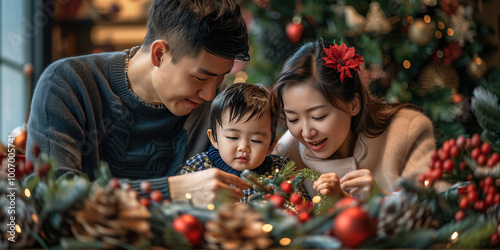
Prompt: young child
<box><xmin>272</xmin><ymin>39</ymin><xmax>436</xmax><ymax>200</ymax></box>
<box><xmin>181</xmin><ymin>83</ymin><xmax>289</xmax><ymax>202</ymax></box>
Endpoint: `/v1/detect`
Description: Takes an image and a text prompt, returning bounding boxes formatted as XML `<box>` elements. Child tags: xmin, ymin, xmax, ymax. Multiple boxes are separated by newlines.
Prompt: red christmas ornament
<box><xmin>289</xmin><ymin>192</ymin><xmax>303</xmax><ymax>205</ymax></box>
<box><xmin>332</xmin><ymin>206</ymin><xmax>375</xmax><ymax>248</ymax></box>
<box><xmin>173</xmin><ymin>214</ymin><xmax>204</xmax><ymax>247</ymax></box>
<box><xmin>269</xmin><ymin>193</ymin><xmax>285</xmax><ymax>207</ymax></box>
<box><xmin>286</xmin><ymin>22</ymin><xmax>304</xmax><ymax>44</ymax></box>
<box><xmin>150</xmin><ymin>190</ymin><xmax>163</xmax><ymax>203</ymax></box>
<box><xmin>280</xmin><ymin>181</ymin><xmax>293</xmax><ymax>194</ymax></box>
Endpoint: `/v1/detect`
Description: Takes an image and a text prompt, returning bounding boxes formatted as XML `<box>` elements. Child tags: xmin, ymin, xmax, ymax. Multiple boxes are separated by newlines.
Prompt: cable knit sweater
<box><xmin>26</xmin><ymin>50</ymin><xmax>213</xmax><ymax>199</ymax></box>
<box><xmin>273</xmin><ymin>109</ymin><xmax>436</xmax><ymax>196</ymax></box>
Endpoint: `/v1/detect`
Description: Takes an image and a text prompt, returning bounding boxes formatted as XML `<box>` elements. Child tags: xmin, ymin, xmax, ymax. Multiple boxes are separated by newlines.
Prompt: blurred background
<box><xmin>1</xmin><ymin>0</ymin><xmax>499</xmax><ymax>151</ymax></box>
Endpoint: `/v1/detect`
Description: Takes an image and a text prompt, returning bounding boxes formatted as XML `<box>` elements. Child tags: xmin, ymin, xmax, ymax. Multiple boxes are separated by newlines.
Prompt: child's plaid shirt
<box><xmin>180</xmin><ymin>147</ymin><xmax>289</xmax><ymax>203</ymax></box>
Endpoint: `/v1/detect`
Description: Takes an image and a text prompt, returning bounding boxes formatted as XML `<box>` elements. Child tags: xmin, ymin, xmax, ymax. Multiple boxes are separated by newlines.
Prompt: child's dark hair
<box><xmin>142</xmin><ymin>0</ymin><xmax>249</xmax><ymax>63</ymax></box>
<box><xmin>273</xmin><ymin>38</ymin><xmax>424</xmax><ymax>138</ymax></box>
<box><xmin>210</xmin><ymin>83</ymin><xmax>278</xmax><ymax>145</ymax></box>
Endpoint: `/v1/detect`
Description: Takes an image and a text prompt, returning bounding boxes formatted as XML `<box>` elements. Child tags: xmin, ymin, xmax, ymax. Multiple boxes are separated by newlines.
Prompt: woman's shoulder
<box><xmin>392</xmin><ymin>108</ymin><xmax>433</xmax><ymax>127</ymax></box>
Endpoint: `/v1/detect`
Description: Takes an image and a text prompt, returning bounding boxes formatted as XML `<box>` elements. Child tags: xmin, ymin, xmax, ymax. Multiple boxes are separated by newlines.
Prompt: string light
<box><xmin>234</xmin><ymin>71</ymin><xmax>248</xmax><ymax>83</ymax></box>
<box><xmin>451</xmin><ymin>231</ymin><xmax>459</xmax><ymax>241</ymax></box>
<box><xmin>312</xmin><ymin>196</ymin><xmax>321</xmax><ymax>203</ymax></box>
<box><xmin>32</xmin><ymin>213</ymin><xmax>39</xmax><ymax>223</ymax></box>
<box><xmin>475</xmin><ymin>57</ymin><xmax>483</xmax><ymax>65</ymax></box>
<box><xmin>407</xmin><ymin>16</ymin><xmax>414</xmax><ymax>24</ymax></box>
<box><xmin>438</xmin><ymin>21</ymin><xmax>445</xmax><ymax>29</ymax></box>
<box><xmin>424</xmin><ymin>180</ymin><xmax>430</xmax><ymax>187</ymax></box>
<box><xmin>447</xmin><ymin>28</ymin><xmax>454</xmax><ymax>36</ymax></box>
<box><xmin>262</xmin><ymin>224</ymin><xmax>273</xmax><ymax>233</ymax></box>
<box><xmin>424</xmin><ymin>15</ymin><xmax>431</xmax><ymax>23</ymax></box>
<box><xmin>207</xmin><ymin>204</ymin><xmax>215</xmax><ymax>210</ymax></box>
<box><xmin>436</xmin><ymin>50</ymin><xmax>444</xmax><ymax>58</ymax></box>
<box><xmin>24</xmin><ymin>188</ymin><xmax>31</xmax><ymax>198</ymax></box>
<box><xmin>279</xmin><ymin>238</ymin><xmax>291</xmax><ymax>246</ymax></box>
<box><xmin>435</xmin><ymin>31</ymin><xmax>442</xmax><ymax>39</ymax></box>
<box><xmin>403</xmin><ymin>60</ymin><xmax>411</xmax><ymax>69</ymax></box>
<box><xmin>15</xmin><ymin>224</ymin><xmax>21</xmax><ymax>233</ymax></box>
<box><xmin>185</xmin><ymin>193</ymin><xmax>192</xmax><ymax>200</ymax></box>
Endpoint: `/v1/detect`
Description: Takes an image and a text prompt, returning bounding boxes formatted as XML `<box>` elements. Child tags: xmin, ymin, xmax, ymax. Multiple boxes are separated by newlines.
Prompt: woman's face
<box><xmin>281</xmin><ymin>83</ymin><xmax>359</xmax><ymax>159</ymax></box>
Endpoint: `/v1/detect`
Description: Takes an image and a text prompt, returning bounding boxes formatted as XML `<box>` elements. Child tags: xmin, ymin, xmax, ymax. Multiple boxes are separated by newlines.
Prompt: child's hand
<box><xmin>340</xmin><ymin>169</ymin><xmax>387</xmax><ymax>199</ymax></box>
<box><xmin>312</xmin><ymin>173</ymin><xmax>345</xmax><ymax>198</ymax></box>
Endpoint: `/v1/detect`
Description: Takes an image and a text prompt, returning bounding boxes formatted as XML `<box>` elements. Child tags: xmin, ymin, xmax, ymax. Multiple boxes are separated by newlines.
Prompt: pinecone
<box><xmin>204</xmin><ymin>203</ymin><xmax>273</xmax><ymax>250</ymax></box>
<box><xmin>0</xmin><ymin>179</ymin><xmax>41</xmax><ymax>249</ymax></box>
<box><xmin>377</xmin><ymin>190</ymin><xmax>439</xmax><ymax>237</ymax></box>
<box><xmin>70</xmin><ymin>187</ymin><xmax>151</xmax><ymax>249</ymax></box>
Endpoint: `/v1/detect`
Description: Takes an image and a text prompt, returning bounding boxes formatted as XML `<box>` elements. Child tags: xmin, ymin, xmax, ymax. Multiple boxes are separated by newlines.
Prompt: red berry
<box><xmin>467</xmin><ymin>190</ymin><xmax>478</xmax><ymax>203</ymax></box>
<box><xmin>491</xmin><ymin>232</ymin><xmax>500</xmax><ymax>246</ymax></box>
<box><xmin>433</xmin><ymin>160</ymin><xmax>442</xmax><ymax>170</ymax></box>
<box><xmin>484</xmin><ymin>176</ymin><xmax>494</xmax><ymax>187</ymax></box>
<box><xmin>150</xmin><ymin>190</ymin><xmax>163</xmax><ymax>203</ymax></box>
<box><xmin>430</xmin><ymin>150</ymin><xmax>438</xmax><ymax>161</ymax></box>
<box><xmin>458</xmin><ymin>197</ymin><xmax>469</xmax><ymax>210</ymax></box>
<box><xmin>280</xmin><ymin>181</ymin><xmax>293</xmax><ymax>194</ymax></box>
<box><xmin>477</xmin><ymin>154</ymin><xmax>487</xmax><ymax>166</ymax></box>
<box><xmin>481</xmin><ymin>142</ymin><xmax>492</xmax><ymax>155</ymax></box>
<box><xmin>494</xmin><ymin>193</ymin><xmax>500</xmax><ymax>204</ymax></box>
<box><xmin>450</xmin><ymin>146</ymin><xmax>460</xmax><ymax>158</ymax></box>
<box><xmin>459</xmin><ymin>162</ymin><xmax>467</xmax><ymax>171</ymax></box>
<box><xmin>139</xmin><ymin>198</ymin><xmax>150</xmax><ymax>209</ymax></box>
<box><xmin>474</xmin><ymin>200</ymin><xmax>485</xmax><ymax>212</ymax></box>
<box><xmin>471</xmin><ymin>148</ymin><xmax>481</xmax><ymax>159</ymax></box>
<box><xmin>485</xmin><ymin>193</ymin><xmax>495</xmax><ymax>206</ymax></box>
<box><xmin>466</xmin><ymin>184</ymin><xmax>477</xmax><ymax>192</ymax></box>
<box><xmin>442</xmin><ymin>140</ymin><xmax>451</xmax><ymax>153</ymax></box>
<box><xmin>269</xmin><ymin>194</ymin><xmax>285</xmax><ymax>207</ymax></box>
<box><xmin>448</xmin><ymin>138</ymin><xmax>456</xmax><ymax>147</ymax></box>
<box><xmin>298</xmin><ymin>211</ymin><xmax>312</xmax><ymax>222</ymax></box>
<box><xmin>263</xmin><ymin>194</ymin><xmax>271</xmax><ymax>200</ymax></box>
<box><xmin>289</xmin><ymin>192</ymin><xmax>303</xmax><ymax>205</ymax></box>
<box><xmin>430</xmin><ymin>168</ymin><xmax>442</xmax><ymax>180</ymax></box>
<box><xmin>487</xmin><ymin>153</ymin><xmax>499</xmax><ymax>168</ymax></box>
<box><xmin>37</xmin><ymin>163</ymin><xmax>51</xmax><ymax>177</ymax></box>
<box><xmin>140</xmin><ymin>181</ymin><xmax>152</xmax><ymax>193</ymax></box>
<box><xmin>454</xmin><ymin>210</ymin><xmax>466</xmax><ymax>221</ymax></box>
<box><xmin>438</xmin><ymin>149</ymin><xmax>450</xmax><ymax>161</ymax></box>
<box><xmin>443</xmin><ymin>159</ymin><xmax>455</xmax><ymax>172</ymax></box>
<box><xmin>24</xmin><ymin>161</ymin><xmax>34</xmax><ymax>175</ymax></box>
<box><xmin>471</xmin><ymin>133</ymin><xmax>482</xmax><ymax>147</ymax></box>
<box><xmin>418</xmin><ymin>174</ymin><xmax>426</xmax><ymax>184</ymax></box>
<box><xmin>456</xmin><ymin>135</ymin><xmax>466</xmax><ymax>148</ymax></box>
<box><xmin>465</xmin><ymin>138</ymin><xmax>471</xmax><ymax>149</ymax></box>
<box><xmin>108</xmin><ymin>177</ymin><xmax>121</xmax><ymax>189</ymax></box>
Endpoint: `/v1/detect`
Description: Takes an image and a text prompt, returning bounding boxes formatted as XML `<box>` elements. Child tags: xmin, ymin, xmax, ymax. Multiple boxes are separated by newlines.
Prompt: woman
<box><xmin>272</xmin><ymin>39</ymin><xmax>436</xmax><ymax>199</ymax></box>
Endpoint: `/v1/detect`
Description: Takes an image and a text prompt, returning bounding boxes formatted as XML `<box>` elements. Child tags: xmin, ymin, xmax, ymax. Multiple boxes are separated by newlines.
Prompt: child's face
<box><xmin>282</xmin><ymin>83</ymin><xmax>359</xmax><ymax>159</ymax></box>
<box><xmin>152</xmin><ymin>48</ymin><xmax>234</xmax><ymax>116</ymax></box>
<box><xmin>209</xmin><ymin>110</ymin><xmax>276</xmax><ymax>172</ymax></box>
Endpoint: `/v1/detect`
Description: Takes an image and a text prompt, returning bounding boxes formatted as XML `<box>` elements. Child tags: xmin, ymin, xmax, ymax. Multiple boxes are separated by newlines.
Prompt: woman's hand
<box><xmin>168</xmin><ymin>168</ymin><xmax>250</xmax><ymax>205</ymax></box>
<box><xmin>340</xmin><ymin>169</ymin><xmax>388</xmax><ymax>199</ymax></box>
<box><xmin>312</xmin><ymin>173</ymin><xmax>347</xmax><ymax>198</ymax></box>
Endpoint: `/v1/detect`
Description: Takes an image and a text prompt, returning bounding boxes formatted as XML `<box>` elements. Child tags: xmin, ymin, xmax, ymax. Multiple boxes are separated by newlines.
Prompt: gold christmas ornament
<box><xmin>71</xmin><ymin>187</ymin><xmax>151</xmax><ymax>249</ymax></box>
<box><xmin>418</xmin><ymin>62</ymin><xmax>459</xmax><ymax>95</ymax></box>
<box><xmin>408</xmin><ymin>19</ymin><xmax>435</xmax><ymax>46</ymax></box>
<box><xmin>467</xmin><ymin>55</ymin><xmax>488</xmax><ymax>78</ymax></box>
<box><xmin>364</xmin><ymin>2</ymin><xmax>391</xmax><ymax>34</ymax></box>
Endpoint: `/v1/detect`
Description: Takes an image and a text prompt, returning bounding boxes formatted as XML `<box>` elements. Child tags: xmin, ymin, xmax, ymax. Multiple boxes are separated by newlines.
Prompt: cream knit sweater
<box><xmin>273</xmin><ymin>109</ymin><xmax>437</xmax><ymax>196</ymax></box>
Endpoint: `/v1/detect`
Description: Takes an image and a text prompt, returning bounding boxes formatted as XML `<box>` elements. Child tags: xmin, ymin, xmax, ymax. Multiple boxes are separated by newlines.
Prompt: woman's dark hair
<box><xmin>273</xmin><ymin>39</ymin><xmax>424</xmax><ymax>137</ymax></box>
<box><xmin>210</xmin><ymin>83</ymin><xmax>278</xmax><ymax>145</ymax></box>
<box><xmin>142</xmin><ymin>0</ymin><xmax>249</xmax><ymax>63</ymax></box>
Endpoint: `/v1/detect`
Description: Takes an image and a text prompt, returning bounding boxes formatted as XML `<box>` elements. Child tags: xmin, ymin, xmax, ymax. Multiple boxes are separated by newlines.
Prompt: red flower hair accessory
<box><xmin>323</xmin><ymin>43</ymin><xmax>364</xmax><ymax>83</ymax></box>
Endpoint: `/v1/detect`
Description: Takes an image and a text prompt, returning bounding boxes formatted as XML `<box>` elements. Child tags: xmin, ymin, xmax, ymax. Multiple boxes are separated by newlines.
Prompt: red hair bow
<box><xmin>323</xmin><ymin>43</ymin><xmax>364</xmax><ymax>83</ymax></box>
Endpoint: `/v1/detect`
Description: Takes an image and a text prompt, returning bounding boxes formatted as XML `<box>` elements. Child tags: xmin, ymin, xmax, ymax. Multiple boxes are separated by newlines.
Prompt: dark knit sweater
<box><xmin>26</xmin><ymin>50</ymin><xmax>213</xmax><ymax>199</ymax></box>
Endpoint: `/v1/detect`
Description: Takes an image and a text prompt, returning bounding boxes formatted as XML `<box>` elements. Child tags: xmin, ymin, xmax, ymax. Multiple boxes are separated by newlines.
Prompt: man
<box><xmin>26</xmin><ymin>0</ymin><xmax>250</xmax><ymax>205</ymax></box>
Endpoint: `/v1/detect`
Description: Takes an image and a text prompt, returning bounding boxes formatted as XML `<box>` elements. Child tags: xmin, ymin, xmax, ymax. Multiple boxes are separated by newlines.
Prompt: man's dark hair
<box><xmin>210</xmin><ymin>83</ymin><xmax>278</xmax><ymax>145</ymax></box>
<box><xmin>142</xmin><ymin>0</ymin><xmax>249</xmax><ymax>63</ymax></box>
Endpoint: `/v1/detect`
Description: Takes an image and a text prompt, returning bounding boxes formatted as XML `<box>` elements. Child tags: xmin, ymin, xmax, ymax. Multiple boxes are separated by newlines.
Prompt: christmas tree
<box><xmin>243</xmin><ymin>0</ymin><xmax>499</xmax><ymax>144</ymax></box>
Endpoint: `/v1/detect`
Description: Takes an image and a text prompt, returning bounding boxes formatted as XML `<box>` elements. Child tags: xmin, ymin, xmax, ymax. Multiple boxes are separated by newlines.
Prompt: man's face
<box><xmin>152</xmin><ymin>49</ymin><xmax>234</xmax><ymax>116</ymax></box>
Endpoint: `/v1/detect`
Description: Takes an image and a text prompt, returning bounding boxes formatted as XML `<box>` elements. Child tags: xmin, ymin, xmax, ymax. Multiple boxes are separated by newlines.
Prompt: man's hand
<box><xmin>168</xmin><ymin>168</ymin><xmax>250</xmax><ymax>205</ymax></box>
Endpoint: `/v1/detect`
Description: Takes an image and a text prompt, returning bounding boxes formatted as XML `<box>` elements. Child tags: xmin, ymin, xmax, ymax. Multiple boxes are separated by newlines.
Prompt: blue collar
<box><xmin>207</xmin><ymin>146</ymin><xmax>272</xmax><ymax>176</ymax></box>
